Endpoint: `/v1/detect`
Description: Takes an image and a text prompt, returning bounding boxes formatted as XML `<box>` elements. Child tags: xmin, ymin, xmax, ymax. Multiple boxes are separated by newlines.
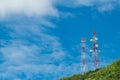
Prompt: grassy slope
<box><xmin>60</xmin><ymin>59</ymin><xmax>120</xmax><ymax>80</ymax></box>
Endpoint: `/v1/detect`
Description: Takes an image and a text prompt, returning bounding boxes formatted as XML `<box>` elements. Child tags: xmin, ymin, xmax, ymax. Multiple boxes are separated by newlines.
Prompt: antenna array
<box><xmin>90</xmin><ymin>30</ymin><xmax>100</xmax><ymax>69</ymax></box>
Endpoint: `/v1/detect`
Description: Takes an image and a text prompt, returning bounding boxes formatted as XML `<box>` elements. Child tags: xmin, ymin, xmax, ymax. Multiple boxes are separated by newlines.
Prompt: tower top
<box><xmin>81</xmin><ymin>37</ymin><xmax>86</xmax><ymax>43</ymax></box>
<box><xmin>93</xmin><ymin>30</ymin><xmax>96</xmax><ymax>36</ymax></box>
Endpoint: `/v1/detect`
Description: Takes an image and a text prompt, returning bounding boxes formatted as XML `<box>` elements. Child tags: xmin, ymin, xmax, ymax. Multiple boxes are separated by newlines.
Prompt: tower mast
<box><xmin>81</xmin><ymin>37</ymin><xmax>87</xmax><ymax>74</ymax></box>
<box><xmin>90</xmin><ymin>30</ymin><xmax>100</xmax><ymax>69</ymax></box>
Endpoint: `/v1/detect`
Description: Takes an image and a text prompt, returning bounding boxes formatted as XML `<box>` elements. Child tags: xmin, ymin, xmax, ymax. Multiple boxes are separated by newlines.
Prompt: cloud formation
<box><xmin>0</xmin><ymin>20</ymin><xmax>69</xmax><ymax>79</ymax></box>
<box><xmin>58</xmin><ymin>0</ymin><xmax>120</xmax><ymax>12</ymax></box>
<box><xmin>0</xmin><ymin>0</ymin><xmax>58</xmax><ymax>18</ymax></box>
<box><xmin>0</xmin><ymin>0</ymin><xmax>120</xmax><ymax>18</ymax></box>
<box><xmin>0</xmin><ymin>0</ymin><xmax>69</xmax><ymax>79</ymax></box>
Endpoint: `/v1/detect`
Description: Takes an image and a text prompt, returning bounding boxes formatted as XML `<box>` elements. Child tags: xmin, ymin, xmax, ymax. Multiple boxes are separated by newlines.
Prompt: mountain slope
<box><xmin>60</xmin><ymin>59</ymin><xmax>120</xmax><ymax>80</ymax></box>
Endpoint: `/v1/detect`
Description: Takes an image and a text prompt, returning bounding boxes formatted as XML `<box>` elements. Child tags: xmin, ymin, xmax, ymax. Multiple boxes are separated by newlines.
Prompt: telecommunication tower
<box><xmin>81</xmin><ymin>37</ymin><xmax>87</xmax><ymax>74</ymax></box>
<box><xmin>90</xmin><ymin>30</ymin><xmax>100</xmax><ymax>69</ymax></box>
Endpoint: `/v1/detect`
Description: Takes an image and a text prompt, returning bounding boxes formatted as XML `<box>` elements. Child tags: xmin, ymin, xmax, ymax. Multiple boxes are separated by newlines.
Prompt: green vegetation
<box><xmin>60</xmin><ymin>59</ymin><xmax>120</xmax><ymax>80</ymax></box>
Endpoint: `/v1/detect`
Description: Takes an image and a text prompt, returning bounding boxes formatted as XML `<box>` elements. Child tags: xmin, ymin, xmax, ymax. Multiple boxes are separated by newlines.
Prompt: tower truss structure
<box><xmin>90</xmin><ymin>30</ymin><xmax>100</xmax><ymax>69</ymax></box>
<box><xmin>81</xmin><ymin>37</ymin><xmax>87</xmax><ymax>74</ymax></box>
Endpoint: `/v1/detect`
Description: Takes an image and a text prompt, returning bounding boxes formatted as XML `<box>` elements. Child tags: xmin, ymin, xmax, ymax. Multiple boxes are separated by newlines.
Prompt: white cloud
<box><xmin>0</xmin><ymin>0</ymin><xmax>68</xmax><ymax>78</ymax></box>
<box><xmin>0</xmin><ymin>0</ymin><xmax>58</xmax><ymax>18</ymax></box>
<box><xmin>0</xmin><ymin>62</ymin><xmax>80</xmax><ymax>80</ymax></box>
<box><xmin>59</xmin><ymin>0</ymin><xmax>119</xmax><ymax>12</ymax></box>
<box><xmin>0</xmin><ymin>21</ymin><xmax>69</xmax><ymax>79</ymax></box>
<box><xmin>76</xmin><ymin>0</ymin><xmax>94</xmax><ymax>6</ymax></box>
<box><xmin>0</xmin><ymin>0</ymin><xmax>119</xmax><ymax>19</ymax></box>
<box><xmin>98</xmin><ymin>2</ymin><xmax>114</xmax><ymax>12</ymax></box>
<box><xmin>1</xmin><ymin>24</ymin><xmax>65</xmax><ymax>62</ymax></box>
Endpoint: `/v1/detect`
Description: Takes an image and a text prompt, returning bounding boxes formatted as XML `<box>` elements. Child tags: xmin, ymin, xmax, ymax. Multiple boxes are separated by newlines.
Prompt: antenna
<box><xmin>81</xmin><ymin>37</ymin><xmax>87</xmax><ymax>74</ymax></box>
<box><xmin>90</xmin><ymin>30</ymin><xmax>100</xmax><ymax>69</ymax></box>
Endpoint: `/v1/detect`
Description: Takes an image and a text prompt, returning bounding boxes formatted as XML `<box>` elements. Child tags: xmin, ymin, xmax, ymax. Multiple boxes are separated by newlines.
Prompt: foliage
<box><xmin>60</xmin><ymin>59</ymin><xmax>120</xmax><ymax>80</ymax></box>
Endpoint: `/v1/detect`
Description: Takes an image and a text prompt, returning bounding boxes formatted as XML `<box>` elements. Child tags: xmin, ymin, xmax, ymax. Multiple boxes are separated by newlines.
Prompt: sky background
<box><xmin>0</xmin><ymin>0</ymin><xmax>120</xmax><ymax>80</ymax></box>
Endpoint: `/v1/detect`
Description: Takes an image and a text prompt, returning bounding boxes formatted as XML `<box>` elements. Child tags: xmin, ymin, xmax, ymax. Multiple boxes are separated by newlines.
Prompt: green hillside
<box><xmin>60</xmin><ymin>59</ymin><xmax>120</xmax><ymax>80</ymax></box>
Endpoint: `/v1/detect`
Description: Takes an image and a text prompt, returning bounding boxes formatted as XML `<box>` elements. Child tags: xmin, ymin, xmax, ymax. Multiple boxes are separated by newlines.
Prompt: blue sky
<box><xmin>0</xmin><ymin>0</ymin><xmax>120</xmax><ymax>80</ymax></box>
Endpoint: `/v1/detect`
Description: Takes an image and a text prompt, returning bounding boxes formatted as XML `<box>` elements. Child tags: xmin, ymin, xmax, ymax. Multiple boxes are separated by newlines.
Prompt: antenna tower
<box><xmin>81</xmin><ymin>37</ymin><xmax>87</xmax><ymax>74</ymax></box>
<box><xmin>90</xmin><ymin>30</ymin><xmax>100</xmax><ymax>69</ymax></box>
